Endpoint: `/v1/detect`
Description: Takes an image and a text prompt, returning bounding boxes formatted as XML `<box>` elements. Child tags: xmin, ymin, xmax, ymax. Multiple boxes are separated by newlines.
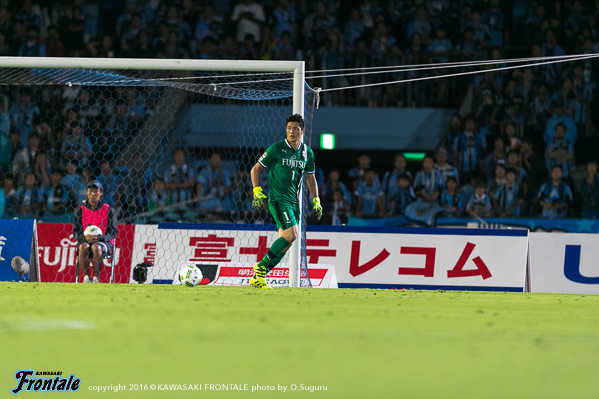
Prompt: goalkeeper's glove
<box><xmin>252</xmin><ymin>186</ymin><xmax>267</xmax><ymax>209</ymax></box>
<box><xmin>313</xmin><ymin>197</ymin><xmax>323</xmax><ymax>220</ymax></box>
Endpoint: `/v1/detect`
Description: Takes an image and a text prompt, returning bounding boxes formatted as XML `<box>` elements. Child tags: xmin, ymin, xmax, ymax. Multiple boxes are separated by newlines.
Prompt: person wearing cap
<box><xmin>72</xmin><ymin>180</ymin><xmax>118</xmax><ymax>283</ymax></box>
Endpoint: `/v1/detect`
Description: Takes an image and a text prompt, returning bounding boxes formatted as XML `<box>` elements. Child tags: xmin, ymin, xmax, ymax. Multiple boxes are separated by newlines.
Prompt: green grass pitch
<box><xmin>1</xmin><ymin>283</ymin><xmax>598</xmax><ymax>398</ymax></box>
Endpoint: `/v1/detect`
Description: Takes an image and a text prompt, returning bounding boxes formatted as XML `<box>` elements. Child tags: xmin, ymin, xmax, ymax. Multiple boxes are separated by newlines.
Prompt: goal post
<box><xmin>0</xmin><ymin>56</ymin><xmax>310</xmax><ymax>287</ymax></box>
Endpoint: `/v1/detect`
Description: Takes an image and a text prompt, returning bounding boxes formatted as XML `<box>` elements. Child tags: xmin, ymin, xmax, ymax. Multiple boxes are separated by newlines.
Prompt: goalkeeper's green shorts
<box><xmin>268</xmin><ymin>200</ymin><xmax>300</xmax><ymax>230</ymax></box>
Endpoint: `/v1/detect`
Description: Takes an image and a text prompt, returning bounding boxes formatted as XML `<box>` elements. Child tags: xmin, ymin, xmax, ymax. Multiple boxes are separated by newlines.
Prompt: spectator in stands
<box><xmin>15</xmin><ymin>172</ymin><xmax>43</xmax><ymax>218</ymax></box>
<box><xmin>106</xmin><ymin>100</ymin><xmax>129</xmax><ymax>153</ymax></box>
<box><xmin>18</xmin><ymin>25</ymin><xmax>45</xmax><ymax>57</ymax></box>
<box><xmin>9</xmin><ymin>90</ymin><xmax>39</xmax><ymax>145</ymax></box>
<box><xmin>517</xmin><ymin>68</ymin><xmax>536</xmax><ymax>111</ymax></box>
<box><xmin>32</xmin><ymin>150</ymin><xmax>51</xmax><ymax>188</ymax></box>
<box><xmin>8</xmin><ymin>130</ymin><xmax>22</xmax><ymax>168</ymax></box>
<box><xmin>259</xmin><ymin>26</ymin><xmax>276</xmax><ymax>60</ymax></box>
<box><xmin>570</xmin><ymin>63</ymin><xmax>594</xmax><ymax>138</ymax></box>
<box><xmin>220</xmin><ymin>34</ymin><xmax>240</xmax><ymax>60</ymax></box>
<box><xmin>580</xmin><ymin>160</ymin><xmax>599</xmax><ymax>218</ymax></box>
<box><xmin>121</xmin><ymin>152</ymin><xmax>150</xmax><ymax>214</ymax></box>
<box><xmin>96</xmin><ymin>160</ymin><xmax>118</xmax><ymax>207</ymax></box>
<box><xmin>530</xmin><ymin>83</ymin><xmax>551</xmax><ymax>135</ymax></box>
<box><xmin>546</xmin><ymin>122</ymin><xmax>574</xmax><ymax>179</ymax></box>
<box><xmin>275</xmin><ymin>30</ymin><xmax>295</xmax><ymax>60</ymax></box>
<box><xmin>61</xmin><ymin>160</ymin><xmax>80</xmax><ymax>198</ymax></box>
<box><xmin>0</xmin><ymin>103</ymin><xmax>9</xmax><ymax>173</ymax></box>
<box><xmin>322</xmin><ymin>169</ymin><xmax>352</xmax><ymax>206</ymax></box>
<box><xmin>414</xmin><ymin>155</ymin><xmax>442</xmax><ymax>203</ymax></box>
<box><xmin>506</xmin><ymin>150</ymin><xmax>528</xmax><ymax>196</ymax></box>
<box><xmin>495</xmin><ymin>168</ymin><xmax>524</xmax><ymax>217</ymax></box>
<box><xmin>116</xmin><ymin>0</ymin><xmax>141</xmax><ymax>37</ymax></box>
<box><xmin>133</xmin><ymin>29</ymin><xmax>156</xmax><ymax>58</ymax></box>
<box><xmin>164</xmin><ymin>6</ymin><xmax>191</xmax><ymax>44</ymax></box>
<box><xmin>44</xmin><ymin>24</ymin><xmax>64</xmax><ymax>57</ymax></box>
<box><xmin>443</xmin><ymin>114</ymin><xmax>462</xmax><ymax>158</ymax></box>
<box><xmin>348</xmin><ymin>153</ymin><xmax>375</xmax><ymax>193</ymax></box>
<box><xmin>12</xmin><ymin>132</ymin><xmax>40</xmax><ymax>186</ymax></box>
<box><xmin>61</xmin><ymin>121</ymin><xmax>92</xmax><ymax>167</ymax></box>
<box><xmin>324</xmin><ymin>188</ymin><xmax>351</xmax><ymax>226</ymax></box>
<box><xmin>87</xmin><ymin>34</ymin><xmax>118</xmax><ymax>58</ymax></box>
<box><xmin>454</xmin><ymin>115</ymin><xmax>487</xmax><ymax>184</ymax></box>
<box><xmin>231</xmin><ymin>0</ymin><xmax>265</xmax><ymax>44</ymax></box>
<box><xmin>9</xmin><ymin>21</ymin><xmax>27</xmax><ymax>55</ymax></box>
<box><xmin>43</xmin><ymin>169</ymin><xmax>68</xmax><ymax>216</ymax></box>
<box><xmin>14</xmin><ymin>0</ymin><xmax>41</xmax><ymax>28</ymax></box>
<box><xmin>435</xmin><ymin>147</ymin><xmax>459</xmax><ymax>186</ymax></box>
<box><xmin>552</xmin><ymin>78</ymin><xmax>576</xmax><ymax>118</ymax></box>
<box><xmin>355</xmin><ymin>168</ymin><xmax>384</xmax><ymax>218</ymax></box>
<box><xmin>543</xmin><ymin>100</ymin><xmax>577</xmax><ymax>145</ymax></box>
<box><xmin>344</xmin><ymin>8</ymin><xmax>366</xmax><ymax>50</ymax></box>
<box><xmin>148</xmin><ymin>178</ymin><xmax>171</xmax><ymax>211</ymax></box>
<box><xmin>466</xmin><ymin>180</ymin><xmax>493</xmax><ymax>218</ymax></box>
<box><xmin>0</xmin><ymin>6</ymin><xmax>12</xmax><ymax>34</ymax></box>
<box><xmin>195</xmin><ymin>152</ymin><xmax>233</xmax><ymax>212</ymax></box>
<box><xmin>73</xmin><ymin>167</ymin><xmax>94</xmax><ymax>204</ymax></box>
<box><xmin>486</xmin><ymin>162</ymin><xmax>507</xmax><ymax>201</ymax></box>
<box><xmin>428</xmin><ymin>27</ymin><xmax>453</xmax><ymax>63</ymax></box>
<box><xmin>165</xmin><ymin>147</ymin><xmax>193</xmax><ymax>204</ymax></box>
<box><xmin>537</xmin><ymin>165</ymin><xmax>572</xmax><ymax>218</ymax></box>
<box><xmin>463</xmin><ymin>8</ymin><xmax>490</xmax><ymax>48</ymax></box>
<box><xmin>406</xmin><ymin>5</ymin><xmax>432</xmax><ymax>45</ymax></box>
<box><xmin>0</xmin><ymin>30</ymin><xmax>10</xmax><ymax>56</ymax></box>
<box><xmin>439</xmin><ymin>176</ymin><xmax>463</xmax><ymax>216</ymax></box>
<box><xmin>386</xmin><ymin>173</ymin><xmax>416</xmax><ymax>217</ymax></box>
<box><xmin>64</xmin><ymin>6</ymin><xmax>86</xmax><ymax>57</ymax></box>
<box><xmin>238</xmin><ymin>33</ymin><xmax>259</xmax><ymax>60</ymax></box>
<box><xmin>541</xmin><ymin>29</ymin><xmax>566</xmax><ymax>61</ymax></box>
<box><xmin>482</xmin><ymin>0</ymin><xmax>504</xmax><ymax>46</ymax></box>
<box><xmin>121</xmin><ymin>12</ymin><xmax>143</xmax><ymax>51</ymax></box>
<box><xmin>484</xmin><ymin>136</ymin><xmax>506</xmax><ymax>181</ymax></box>
<box><xmin>164</xmin><ymin>29</ymin><xmax>187</xmax><ymax>59</ymax></box>
<box><xmin>272</xmin><ymin>0</ymin><xmax>296</xmax><ymax>41</ymax></box>
<box><xmin>2</xmin><ymin>174</ymin><xmax>17</xmax><ymax>217</ymax></box>
<box><xmin>195</xmin><ymin>5</ymin><xmax>223</xmax><ymax>44</ymax></box>
<box><xmin>382</xmin><ymin>153</ymin><xmax>412</xmax><ymax>206</ymax></box>
<box><xmin>303</xmin><ymin>1</ymin><xmax>335</xmax><ymax>46</ymax></box>
<box><xmin>503</xmin><ymin>122</ymin><xmax>521</xmax><ymax>152</ymax></box>
<box><xmin>152</xmin><ymin>21</ymin><xmax>170</xmax><ymax>51</ymax></box>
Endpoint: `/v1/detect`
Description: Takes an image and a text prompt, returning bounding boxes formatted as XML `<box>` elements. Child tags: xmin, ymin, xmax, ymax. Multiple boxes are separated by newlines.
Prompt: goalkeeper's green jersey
<box><xmin>258</xmin><ymin>139</ymin><xmax>316</xmax><ymax>205</ymax></box>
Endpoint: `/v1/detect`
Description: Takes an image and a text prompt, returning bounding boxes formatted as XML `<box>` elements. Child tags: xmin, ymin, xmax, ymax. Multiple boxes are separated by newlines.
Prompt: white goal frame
<box><xmin>0</xmin><ymin>56</ymin><xmax>306</xmax><ymax>288</ymax></box>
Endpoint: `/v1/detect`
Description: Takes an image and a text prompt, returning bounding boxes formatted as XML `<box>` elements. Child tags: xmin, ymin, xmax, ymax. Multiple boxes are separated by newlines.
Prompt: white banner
<box><xmin>153</xmin><ymin>225</ymin><xmax>528</xmax><ymax>291</ymax></box>
<box><xmin>529</xmin><ymin>232</ymin><xmax>599</xmax><ymax>294</ymax></box>
<box><xmin>172</xmin><ymin>262</ymin><xmax>337</xmax><ymax>288</ymax></box>
<box><xmin>320</xmin><ymin>229</ymin><xmax>528</xmax><ymax>291</ymax></box>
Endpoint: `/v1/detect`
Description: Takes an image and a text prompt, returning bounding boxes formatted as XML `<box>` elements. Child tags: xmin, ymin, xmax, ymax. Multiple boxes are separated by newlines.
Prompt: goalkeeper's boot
<box><xmin>83</xmin><ymin>275</ymin><xmax>91</xmax><ymax>283</ymax></box>
<box><xmin>250</xmin><ymin>263</ymin><xmax>272</xmax><ymax>289</ymax></box>
<box><xmin>93</xmin><ymin>277</ymin><xmax>100</xmax><ymax>284</ymax></box>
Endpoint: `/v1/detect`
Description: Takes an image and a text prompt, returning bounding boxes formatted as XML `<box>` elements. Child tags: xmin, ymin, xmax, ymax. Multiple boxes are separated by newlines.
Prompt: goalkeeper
<box><xmin>250</xmin><ymin>114</ymin><xmax>322</xmax><ymax>289</ymax></box>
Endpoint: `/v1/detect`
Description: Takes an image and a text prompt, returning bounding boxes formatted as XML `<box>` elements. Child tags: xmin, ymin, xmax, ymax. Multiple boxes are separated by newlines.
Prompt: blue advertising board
<box><xmin>0</xmin><ymin>219</ymin><xmax>35</xmax><ymax>281</ymax></box>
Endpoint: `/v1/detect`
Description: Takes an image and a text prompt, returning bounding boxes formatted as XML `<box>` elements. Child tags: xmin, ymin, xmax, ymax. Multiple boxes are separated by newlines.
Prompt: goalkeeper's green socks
<box><xmin>265</xmin><ymin>252</ymin><xmax>286</xmax><ymax>272</ymax></box>
<box><xmin>258</xmin><ymin>236</ymin><xmax>291</xmax><ymax>270</ymax></box>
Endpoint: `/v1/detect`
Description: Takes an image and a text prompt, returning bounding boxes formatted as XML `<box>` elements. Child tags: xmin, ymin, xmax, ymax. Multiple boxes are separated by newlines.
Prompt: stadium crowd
<box><xmin>1</xmin><ymin>0</ymin><xmax>599</xmax><ymax>223</ymax></box>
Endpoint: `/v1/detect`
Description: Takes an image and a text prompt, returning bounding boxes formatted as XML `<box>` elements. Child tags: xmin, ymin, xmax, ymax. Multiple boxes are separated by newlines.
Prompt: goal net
<box><xmin>0</xmin><ymin>57</ymin><xmax>316</xmax><ymax>287</ymax></box>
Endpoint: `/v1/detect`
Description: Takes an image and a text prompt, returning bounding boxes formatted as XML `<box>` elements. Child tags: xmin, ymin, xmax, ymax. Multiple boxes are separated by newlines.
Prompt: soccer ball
<box><xmin>179</xmin><ymin>265</ymin><xmax>203</xmax><ymax>287</ymax></box>
<box><xmin>84</xmin><ymin>225</ymin><xmax>103</xmax><ymax>236</ymax></box>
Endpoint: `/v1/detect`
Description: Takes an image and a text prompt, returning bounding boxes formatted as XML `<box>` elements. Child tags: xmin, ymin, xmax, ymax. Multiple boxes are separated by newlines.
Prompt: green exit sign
<box><xmin>320</xmin><ymin>133</ymin><xmax>336</xmax><ymax>150</ymax></box>
<box><xmin>403</xmin><ymin>152</ymin><xmax>426</xmax><ymax>161</ymax></box>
